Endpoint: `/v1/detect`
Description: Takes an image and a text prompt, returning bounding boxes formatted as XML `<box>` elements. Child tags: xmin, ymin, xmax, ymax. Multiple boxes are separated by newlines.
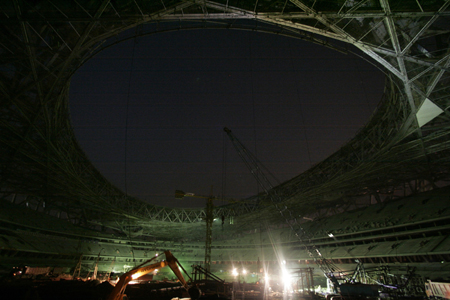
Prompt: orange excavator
<box><xmin>107</xmin><ymin>250</ymin><xmax>199</xmax><ymax>300</ymax></box>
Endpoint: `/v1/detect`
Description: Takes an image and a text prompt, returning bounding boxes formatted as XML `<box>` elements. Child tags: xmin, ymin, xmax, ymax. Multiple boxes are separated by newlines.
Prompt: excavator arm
<box><xmin>107</xmin><ymin>251</ymin><xmax>190</xmax><ymax>300</ymax></box>
<box><xmin>165</xmin><ymin>250</ymin><xmax>189</xmax><ymax>289</ymax></box>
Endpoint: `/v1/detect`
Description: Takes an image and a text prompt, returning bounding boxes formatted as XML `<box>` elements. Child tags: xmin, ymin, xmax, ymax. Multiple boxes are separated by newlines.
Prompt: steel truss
<box><xmin>0</xmin><ymin>0</ymin><xmax>449</xmax><ymax>237</ymax></box>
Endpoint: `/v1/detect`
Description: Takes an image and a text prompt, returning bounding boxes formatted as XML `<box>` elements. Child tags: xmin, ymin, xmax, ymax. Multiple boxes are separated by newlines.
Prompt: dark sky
<box><xmin>69</xmin><ymin>29</ymin><xmax>385</xmax><ymax>208</ymax></box>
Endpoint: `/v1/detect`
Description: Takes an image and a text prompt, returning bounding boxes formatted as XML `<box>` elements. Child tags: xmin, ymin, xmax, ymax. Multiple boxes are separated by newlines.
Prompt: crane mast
<box><xmin>223</xmin><ymin>127</ymin><xmax>341</xmax><ymax>290</ymax></box>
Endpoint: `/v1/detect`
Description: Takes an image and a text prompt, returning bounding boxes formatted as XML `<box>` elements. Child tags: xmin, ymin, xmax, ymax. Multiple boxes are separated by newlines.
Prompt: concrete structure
<box><xmin>1</xmin><ymin>0</ymin><xmax>449</xmax><ymax>287</ymax></box>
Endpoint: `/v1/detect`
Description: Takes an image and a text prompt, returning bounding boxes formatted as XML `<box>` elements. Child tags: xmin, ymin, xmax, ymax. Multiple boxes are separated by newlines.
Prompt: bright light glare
<box><xmin>328</xmin><ymin>233</ymin><xmax>334</xmax><ymax>238</ymax></box>
<box><xmin>242</xmin><ymin>269</ymin><xmax>247</xmax><ymax>275</ymax></box>
<box><xmin>131</xmin><ymin>273</ymin><xmax>141</xmax><ymax>280</ymax></box>
<box><xmin>232</xmin><ymin>268</ymin><xmax>238</xmax><ymax>276</ymax></box>
<box><xmin>282</xmin><ymin>267</ymin><xmax>292</xmax><ymax>289</ymax></box>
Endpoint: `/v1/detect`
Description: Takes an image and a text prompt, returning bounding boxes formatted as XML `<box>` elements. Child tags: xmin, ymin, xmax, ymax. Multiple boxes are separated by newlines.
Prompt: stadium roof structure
<box><xmin>1</xmin><ymin>0</ymin><xmax>449</xmax><ymax>282</ymax></box>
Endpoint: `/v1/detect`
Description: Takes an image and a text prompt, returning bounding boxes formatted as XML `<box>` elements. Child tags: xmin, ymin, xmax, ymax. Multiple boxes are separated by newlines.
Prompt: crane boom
<box><xmin>223</xmin><ymin>127</ymin><xmax>278</xmax><ymax>195</ymax></box>
<box><xmin>224</xmin><ymin>127</ymin><xmax>341</xmax><ymax>290</ymax></box>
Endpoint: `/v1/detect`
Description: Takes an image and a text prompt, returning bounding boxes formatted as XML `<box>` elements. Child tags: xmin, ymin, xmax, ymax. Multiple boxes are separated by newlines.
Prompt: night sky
<box><xmin>69</xmin><ymin>29</ymin><xmax>385</xmax><ymax>208</ymax></box>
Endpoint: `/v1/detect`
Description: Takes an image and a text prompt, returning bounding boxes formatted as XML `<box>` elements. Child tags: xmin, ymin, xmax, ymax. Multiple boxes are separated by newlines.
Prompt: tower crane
<box><xmin>223</xmin><ymin>127</ymin><xmax>343</xmax><ymax>291</ymax></box>
<box><xmin>175</xmin><ymin>189</ymin><xmax>214</xmax><ymax>278</ymax></box>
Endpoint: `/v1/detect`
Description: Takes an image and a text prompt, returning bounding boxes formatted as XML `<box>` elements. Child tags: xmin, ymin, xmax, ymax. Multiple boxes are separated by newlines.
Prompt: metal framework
<box><xmin>1</xmin><ymin>1</ymin><xmax>449</xmax><ymax>240</ymax></box>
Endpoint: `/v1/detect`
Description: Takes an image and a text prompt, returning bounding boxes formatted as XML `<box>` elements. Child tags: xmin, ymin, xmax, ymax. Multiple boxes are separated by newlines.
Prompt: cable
<box><xmin>222</xmin><ymin>131</ymin><xmax>227</xmax><ymax>207</ymax></box>
<box><xmin>249</xmin><ymin>30</ymin><xmax>260</xmax><ymax>196</ymax></box>
<box><xmin>124</xmin><ymin>33</ymin><xmax>138</xmax><ymax>266</ymax></box>
<box><xmin>287</xmin><ymin>39</ymin><xmax>313</xmax><ymax>167</ymax></box>
<box><xmin>352</xmin><ymin>51</ymin><xmax>377</xmax><ymax>118</ymax></box>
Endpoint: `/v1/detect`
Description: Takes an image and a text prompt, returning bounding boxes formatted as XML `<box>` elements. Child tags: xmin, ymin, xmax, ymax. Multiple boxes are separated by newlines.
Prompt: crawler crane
<box><xmin>224</xmin><ymin>128</ymin><xmax>345</xmax><ymax>292</ymax></box>
<box><xmin>224</xmin><ymin>128</ymin><xmax>427</xmax><ymax>299</ymax></box>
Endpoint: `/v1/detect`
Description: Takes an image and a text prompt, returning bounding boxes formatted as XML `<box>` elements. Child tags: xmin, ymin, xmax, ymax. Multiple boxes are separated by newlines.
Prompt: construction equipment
<box><xmin>223</xmin><ymin>127</ymin><xmax>344</xmax><ymax>291</ymax></box>
<box><xmin>176</xmin><ymin>189</ymin><xmax>214</xmax><ymax>278</ymax></box>
<box><xmin>107</xmin><ymin>250</ymin><xmax>198</xmax><ymax>300</ymax></box>
<box><xmin>224</xmin><ymin>127</ymin><xmax>430</xmax><ymax>299</ymax></box>
<box><xmin>72</xmin><ymin>254</ymin><xmax>83</xmax><ymax>279</ymax></box>
<box><xmin>425</xmin><ymin>280</ymin><xmax>450</xmax><ymax>299</ymax></box>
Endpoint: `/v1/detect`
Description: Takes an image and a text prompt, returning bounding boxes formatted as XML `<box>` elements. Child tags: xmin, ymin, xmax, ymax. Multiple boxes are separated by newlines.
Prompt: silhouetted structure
<box><xmin>1</xmin><ymin>0</ymin><xmax>449</xmax><ymax>284</ymax></box>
